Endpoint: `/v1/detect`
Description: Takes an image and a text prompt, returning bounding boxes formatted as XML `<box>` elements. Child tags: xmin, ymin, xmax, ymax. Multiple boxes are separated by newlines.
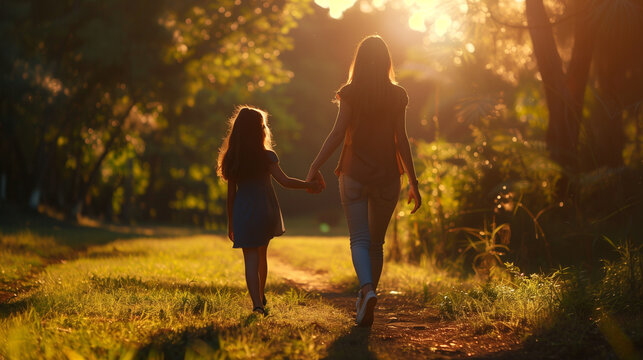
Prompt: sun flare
<box><xmin>314</xmin><ymin>0</ymin><xmax>470</xmax><ymax>40</ymax></box>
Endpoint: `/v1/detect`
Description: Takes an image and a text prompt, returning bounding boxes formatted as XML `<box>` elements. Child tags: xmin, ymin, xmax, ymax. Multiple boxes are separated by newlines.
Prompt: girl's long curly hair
<box><xmin>217</xmin><ymin>106</ymin><xmax>273</xmax><ymax>182</ymax></box>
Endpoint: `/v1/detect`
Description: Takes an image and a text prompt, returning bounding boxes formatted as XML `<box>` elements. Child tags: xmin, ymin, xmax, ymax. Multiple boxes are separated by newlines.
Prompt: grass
<box><xmin>269</xmin><ymin>236</ymin><xmax>357</xmax><ymax>288</ymax></box>
<box><xmin>0</xmin><ymin>232</ymin><xmax>74</xmax><ymax>294</ymax></box>
<box><xmin>0</xmin><ymin>234</ymin><xmax>353</xmax><ymax>359</ymax></box>
<box><xmin>268</xmin><ymin>232</ymin><xmax>643</xmax><ymax>358</ymax></box>
<box><xmin>0</xmin><ymin>205</ymin><xmax>202</xmax><ymax>295</ymax></box>
<box><xmin>433</xmin><ymin>253</ymin><xmax>643</xmax><ymax>358</ymax></box>
<box><xmin>269</xmin><ymin>235</ymin><xmax>457</xmax><ymax>294</ymax></box>
<box><xmin>436</xmin><ymin>264</ymin><xmax>565</xmax><ymax>334</ymax></box>
<box><xmin>1</xmin><ymin>211</ymin><xmax>641</xmax><ymax>359</ymax></box>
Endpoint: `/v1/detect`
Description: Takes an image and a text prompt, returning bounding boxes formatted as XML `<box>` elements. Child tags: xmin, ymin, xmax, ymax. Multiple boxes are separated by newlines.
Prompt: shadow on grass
<box><xmin>0</xmin><ymin>297</ymin><xmax>33</xmax><ymax>319</ymax></box>
<box><xmin>0</xmin><ymin>204</ymin><xmax>215</xmax><ymax>247</ymax></box>
<box><xmin>1</xmin><ymin>205</ymin><xmax>146</xmax><ymax>248</ymax></box>
<box><xmin>134</xmin><ymin>323</ymin><xmax>238</xmax><ymax>360</ymax></box>
<box><xmin>0</xmin><ymin>280</ymin><xmax>248</xmax><ymax>321</ymax></box>
<box><xmin>1</xmin><ymin>271</ymin><xmax>307</xmax><ymax>319</ymax></box>
<box><xmin>323</xmin><ymin>326</ymin><xmax>378</xmax><ymax>360</ymax></box>
<box><xmin>86</xmin><ymin>275</ymin><xmax>300</xmax><ymax>298</ymax></box>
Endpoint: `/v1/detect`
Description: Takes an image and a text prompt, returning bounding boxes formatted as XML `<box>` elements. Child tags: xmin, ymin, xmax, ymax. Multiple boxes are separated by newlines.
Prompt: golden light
<box><xmin>313</xmin><ymin>0</ymin><xmax>537</xmax><ymax>82</ymax></box>
<box><xmin>408</xmin><ymin>11</ymin><xmax>427</xmax><ymax>32</ymax></box>
<box><xmin>314</xmin><ymin>0</ymin><xmax>466</xmax><ymax>40</ymax></box>
<box><xmin>314</xmin><ymin>0</ymin><xmax>358</xmax><ymax>19</ymax></box>
<box><xmin>432</xmin><ymin>14</ymin><xmax>452</xmax><ymax>37</ymax></box>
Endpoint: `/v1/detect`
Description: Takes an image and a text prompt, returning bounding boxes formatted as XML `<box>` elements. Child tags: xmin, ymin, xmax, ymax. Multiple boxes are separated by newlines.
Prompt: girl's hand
<box><xmin>408</xmin><ymin>182</ymin><xmax>422</xmax><ymax>214</ymax></box>
<box><xmin>306</xmin><ymin>179</ymin><xmax>323</xmax><ymax>193</ymax></box>
<box><xmin>228</xmin><ymin>228</ymin><xmax>233</xmax><ymax>242</ymax></box>
<box><xmin>306</xmin><ymin>170</ymin><xmax>325</xmax><ymax>193</ymax></box>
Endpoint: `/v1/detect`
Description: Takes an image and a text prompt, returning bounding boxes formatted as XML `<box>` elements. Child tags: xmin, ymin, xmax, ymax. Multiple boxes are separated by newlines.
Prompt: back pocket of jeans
<box><xmin>340</xmin><ymin>175</ymin><xmax>364</xmax><ymax>202</ymax></box>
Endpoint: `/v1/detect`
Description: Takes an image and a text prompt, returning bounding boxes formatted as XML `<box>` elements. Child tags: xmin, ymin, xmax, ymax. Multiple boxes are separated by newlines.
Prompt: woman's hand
<box><xmin>408</xmin><ymin>182</ymin><xmax>422</xmax><ymax>214</ymax></box>
<box><xmin>306</xmin><ymin>169</ymin><xmax>326</xmax><ymax>194</ymax></box>
<box><xmin>305</xmin><ymin>179</ymin><xmax>323</xmax><ymax>193</ymax></box>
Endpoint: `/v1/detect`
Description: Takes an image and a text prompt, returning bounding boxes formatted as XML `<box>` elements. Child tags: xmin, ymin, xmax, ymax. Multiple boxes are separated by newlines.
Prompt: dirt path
<box><xmin>269</xmin><ymin>255</ymin><xmax>524</xmax><ymax>359</ymax></box>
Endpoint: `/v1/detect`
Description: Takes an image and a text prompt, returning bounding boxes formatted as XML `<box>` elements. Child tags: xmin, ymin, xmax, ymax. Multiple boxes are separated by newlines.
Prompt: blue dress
<box><xmin>232</xmin><ymin>150</ymin><xmax>285</xmax><ymax>248</ymax></box>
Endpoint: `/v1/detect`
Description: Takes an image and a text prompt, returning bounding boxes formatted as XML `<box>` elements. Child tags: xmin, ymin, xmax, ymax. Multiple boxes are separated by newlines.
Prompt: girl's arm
<box><xmin>226</xmin><ymin>179</ymin><xmax>236</xmax><ymax>241</ymax></box>
<box><xmin>394</xmin><ymin>107</ymin><xmax>422</xmax><ymax>214</ymax></box>
<box><xmin>306</xmin><ymin>101</ymin><xmax>352</xmax><ymax>181</ymax></box>
<box><xmin>270</xmin><ymin>162</ymin><xmax>319</xmax><ymax>190</ymax></box>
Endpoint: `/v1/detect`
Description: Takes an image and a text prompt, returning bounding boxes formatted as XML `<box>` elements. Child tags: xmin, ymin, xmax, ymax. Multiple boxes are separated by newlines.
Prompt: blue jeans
<box><xmin>339</xmin><ymin>174</ymin><xmax>401</xmax><ymax>289</ymax></box>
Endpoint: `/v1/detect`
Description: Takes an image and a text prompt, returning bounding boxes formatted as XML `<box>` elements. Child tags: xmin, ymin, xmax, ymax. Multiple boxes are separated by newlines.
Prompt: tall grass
<box><xmin>434</xmin><ymin>240</ymin><xmax>643</xmax><ymax>357</ymax></box>
<box><xmin>438</xmin><ymin>263</ymin><xmax>566</xmax><ymax>333</ymax></box>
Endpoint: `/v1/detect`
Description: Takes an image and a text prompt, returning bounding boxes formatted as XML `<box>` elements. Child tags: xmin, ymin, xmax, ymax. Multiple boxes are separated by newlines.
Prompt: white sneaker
<box><xmin>356</xmin><ymin>290</ymin><xmax>377</xmax><ymax>327</ymax></box>
<box><xmin>355</xmin><ymin>291</ymin><xmax>362</xmax><ymax>314</ymax></box>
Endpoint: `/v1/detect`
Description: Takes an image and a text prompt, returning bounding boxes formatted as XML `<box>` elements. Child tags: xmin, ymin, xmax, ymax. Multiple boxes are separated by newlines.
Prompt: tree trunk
<box><xmin>587</xmin><ymin>103</ymin><xmax>625</xmax><ymax>169</ymax></box>
<box><xmin>28</xmin><ymin>136</ymin><xmax>48</xmax><ymax>209</ymax></box>
<box><xmin>70</xmin><ymin>102</ymin><xmax>136</xmax><ymax>219</ymax></box>
<box><xmin>526</xmin><ymin>0</ymin><xmax>595</xmax><ymax>174</ymax></box>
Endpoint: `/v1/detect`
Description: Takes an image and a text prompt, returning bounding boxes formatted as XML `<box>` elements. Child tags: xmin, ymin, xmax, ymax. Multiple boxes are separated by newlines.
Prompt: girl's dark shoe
<box><xmin>253</xmin><ymin>306</ymin><xmax>266</xmax><ymax>316</ymax></box>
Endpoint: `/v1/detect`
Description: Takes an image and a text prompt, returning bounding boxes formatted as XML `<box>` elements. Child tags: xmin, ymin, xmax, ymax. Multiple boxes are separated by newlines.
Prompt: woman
<box><xmin>306</xmin><ymin>35</ymin><xmax>421</xmax><ymax>327</ymax></box>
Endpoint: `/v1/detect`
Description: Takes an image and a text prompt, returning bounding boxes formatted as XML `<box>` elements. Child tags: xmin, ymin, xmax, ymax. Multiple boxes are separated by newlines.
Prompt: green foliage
<box><xmin>438</xmin><ymin>263</ymin><xmax>566</xmax><ymax>333</ymax></box>
<box><xmin>0</xmin><ymin>0</ymin><xmax>312</xmax><ymax>224</ymax></box>
<box><xmin>393</xmin><ymin>70</ymin><xmax>639</xmax><ymax>273</ymax></box>
<box><xmin>452</xmin><ymin>219</ymin><xmax>510</xmax><ymax>278</ymax></box>
<box><xmin>596</xmin><ymin>238</ymin><xmax>643</xmax><ymax>312</ymax></box>
<box><xmin>434</xmin><ymin>245</ymin><xmax>643</xmax><ymax>355</ymax></box>
<box><xmin>393</xmin><ymin>138</ymin><xmax>487</xmax><ymax>263</ymax></box>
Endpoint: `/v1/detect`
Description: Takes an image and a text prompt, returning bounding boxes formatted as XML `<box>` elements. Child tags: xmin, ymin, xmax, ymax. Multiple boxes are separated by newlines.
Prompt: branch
<box><xmin>565</xmin><ymin>0</ymin><xmax>596</xmax><ymax>109</ymax></box>
<box><xmin>525</xmin><ymin>0</ymin><xmax>566</xmax><ymax>93</ymax></box>
<box><xmin>75</xmin><ymin>100</ymin><xmax>137</xmax><ymax>205</ymax></box>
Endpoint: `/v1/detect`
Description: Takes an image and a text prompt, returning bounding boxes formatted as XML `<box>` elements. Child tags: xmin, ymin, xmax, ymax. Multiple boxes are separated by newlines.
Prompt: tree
<box><xmin>0</xmin><ymin>0</ymin><xmax>311</xmax><ymax>220</ymax></box>
<box><xmin>314</xmin><ymin>0</ymin><xmax>643</xmax><ymax>176</ymax></box>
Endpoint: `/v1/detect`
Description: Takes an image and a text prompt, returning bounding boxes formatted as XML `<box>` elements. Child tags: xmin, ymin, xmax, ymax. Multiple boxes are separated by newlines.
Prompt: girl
<box><xmin>306</xmin><ymin>35</ymin><xmax>421</xmax><ymax>326</ymax></box>
<box><xmin>217</xmin><ymin>106</ymin><xmax>323</xmax><ymax>315</ymax></box>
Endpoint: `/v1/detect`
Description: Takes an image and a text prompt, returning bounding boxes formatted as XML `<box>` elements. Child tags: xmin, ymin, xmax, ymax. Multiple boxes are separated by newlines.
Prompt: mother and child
<box><xmin>217</xmin><ymin>35</ymin><xmax>422</xmax><ymax>327</ymax></box>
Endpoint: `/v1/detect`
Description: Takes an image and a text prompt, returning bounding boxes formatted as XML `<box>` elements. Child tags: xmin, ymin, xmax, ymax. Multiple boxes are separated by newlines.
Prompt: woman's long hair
<box><xmin>217</xmin><ymin>106</ymin><xmax>273</xmax><ymax>181</ymax></box>
<box><xmin>341</xmin><ymin>35</ymin><xmax>397</xmax><ymax>114</ymax></box>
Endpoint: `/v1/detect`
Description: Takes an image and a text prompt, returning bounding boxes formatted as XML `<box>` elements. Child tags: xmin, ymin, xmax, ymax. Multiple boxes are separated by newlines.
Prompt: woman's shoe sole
<box><xmin>357</xmin><ymin>296</ymin><xmax>377</xmax><ymax>327</ymax></box>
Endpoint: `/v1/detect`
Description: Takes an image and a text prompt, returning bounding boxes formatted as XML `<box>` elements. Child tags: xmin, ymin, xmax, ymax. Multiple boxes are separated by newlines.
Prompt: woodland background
<box><xmin>2</xmin><ymin>0</ymin><xmax>642</xmax><ymax>273</ymax></box>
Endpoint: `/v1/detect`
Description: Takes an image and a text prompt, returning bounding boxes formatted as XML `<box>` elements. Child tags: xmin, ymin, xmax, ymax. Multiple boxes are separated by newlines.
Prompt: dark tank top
<box><xmin>335</xmin><ymin>83</ymin><xmax>408</xmax><ymax>185</ymax></box>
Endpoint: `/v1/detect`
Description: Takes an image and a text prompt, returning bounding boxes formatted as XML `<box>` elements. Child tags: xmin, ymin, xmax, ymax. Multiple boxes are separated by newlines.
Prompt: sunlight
<box><xmin>408</xmin><ymin>10</ymin><xmax>427</xmax><ymax>32</ymax></box>
<box><xmin>313</xmin><ymin>0</ymin><xmax>537</xmax><ymax>82</ymax></box>
<box><xmin>432</xmin><ymin>13</ymin><xmax>452</xmax><ymax>37</ymax></box>
<box><xmin>315</xmin><ymin>0</ymin><xmax>465</xmax><ymax>40</ymax></box>
<box><xmin>314</xmin><ymin>0</ymin><xmax>358</xmax><ymax>19</ymax></box>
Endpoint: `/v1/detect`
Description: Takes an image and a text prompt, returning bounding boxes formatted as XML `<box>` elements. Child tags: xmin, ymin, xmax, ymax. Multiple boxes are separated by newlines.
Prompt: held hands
<box><xmin>306</xmin><ymin>178</ymin><xmax>324</xmax><ymax>193</ymax></box>
<box><xmin>305</xmin><ymin>169</ymin><xmax>326</xmax><ymax>194</ymax></box>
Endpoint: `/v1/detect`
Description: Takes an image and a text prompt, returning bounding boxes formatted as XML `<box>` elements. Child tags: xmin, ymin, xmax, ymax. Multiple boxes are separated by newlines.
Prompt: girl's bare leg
<box><xmin>242</xmin><ymin>247</ymin><xmax>263</xmax><ymax>308</ymax></box>
<box><xmin>258</xmin><ymin>245</ymin><xmax>268</xmax><ymax>302</ymax></box>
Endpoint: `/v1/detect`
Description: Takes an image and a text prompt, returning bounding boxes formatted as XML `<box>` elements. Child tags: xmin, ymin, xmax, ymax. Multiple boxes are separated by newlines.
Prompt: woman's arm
<box><xmin>394</xmin><ymin>107</ymin><xmax>422</xmax><ymax>214</ymax></box>
<box><xmin>270</xmin><ymin>163</ymin><xmax>319</xmax><ymax>191</ymax></box>
<box><xmin>226</xmin><ymin>179</ymin><xmax>236</xmax><ymax>241</ymax></box>
<box><xmin>306</xmin><ymin>101</ymin><xmax>352</xmax><ymax>181</ymax></box>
